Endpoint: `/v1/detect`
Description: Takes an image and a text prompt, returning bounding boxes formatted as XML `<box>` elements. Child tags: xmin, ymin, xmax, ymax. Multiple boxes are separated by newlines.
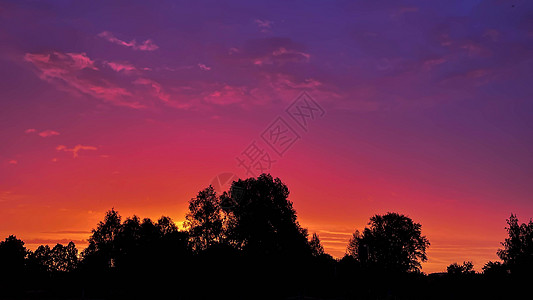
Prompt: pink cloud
<box><xmin>204</xmin><ymin>85</ymin><xmax>250</xmax><ymax>105</ymax></box>
<box><xmin>56</xmin><ymin>144</ymin><xmax>98</xmax><ymax>158</ymax></box>
<box><xmin>25</xmin><ymin>128</ymin><xmax>36</xmax><ymax>133</ymax></box>
<box><xmin>423</xmin><ymin>58</ymin><xmax>447</xmax><ymax>70</ymax></box>
<box><xmin>134</xmin><ymin>78</ymin><xmax>171</xmax><ymax>103</ymax></box>
<box><xmin>460</xmin><ymin>41</ymin><xmax>492</xmax><ymax>57</ymax></box>
<box><xmin>8</xmin><ymin>160</ymin><xmax>18</xmax><ymax>165</ymax></box>
<box><xmin>228</xmin><ymin>47</ymin><xmax>240</xmax><ymax>55</ymax></box>
<box><xmin>251</xmin><ymin>47</ymin><xmax>310</xmax><ymax>66</ymax></box>
<box><xmin>25</xmin><ymin>51</ymin><xmax>143</xmax><ymax>109</ymax></box>
<box><xmin>254</xmin><ymin>19</ymin><xmax>272</xmax><ymax>33</ymax></box>
<box><xmin>198</xmin><ymin>63</ymin><xmax>211</xmax><ymax>71</ymax></box>
<box><xmin>38</xmin><ymin>130</ymin><xmax>60</xmax><ymax>137</ymax></box>
<box><xmin>106</xmin><ymin>61</ymin><xmax>137</xmax><ymax>73</ymax></box>
<box><xmin>64</xmin><ymin>52</ymin><xmax>98</xmax><ymax>70</ymax></box>
<box><xmin>98</xmin><ymin>31</ymin><xmax>159</xmax><ymax>51</ymax></box>
<box><xmin>273</xmin><ymin>47</ymin><xmax>310</xmax><ymax>61</ymax></box>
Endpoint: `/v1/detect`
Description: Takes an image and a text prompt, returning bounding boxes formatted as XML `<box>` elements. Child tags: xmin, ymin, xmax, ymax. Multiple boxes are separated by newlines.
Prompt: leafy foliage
<box><xmin>184</xmin><ymin>185</ymin><xmax>224</xmax><ymax>251</ymax></box>
<box><xmin>347</xmin><ymin>212</ymin><xmax>430</xmax><ymax>273</ymax></box>
<box><xmin>309</xmin><ymin>233</ymin><xmax>325</xmax><ymax>256</ymax></box>
<box><xmin>225</xmin><ymin>174</ymin><xmax>310</xmax><ymax>257</ymax></box>
<box><xmin>497</xmin><ymin>214</ymin><xmax>533</xmax><ymax>274</ymax></box>
<box><xmin>447</xmin><ymin>261</ymin><xmax>475</xmax><ymax>275</ymax></box>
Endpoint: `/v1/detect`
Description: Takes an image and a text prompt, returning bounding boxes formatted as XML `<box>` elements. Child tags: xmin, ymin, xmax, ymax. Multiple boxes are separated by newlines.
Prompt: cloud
<box><xmin>8</xmin><ymin>160</ymin><xmax>17</xmax><ymax>164</ymax></box>
<box><xmin>0</xmin><ymin>191</ymin><xmax>19</xmax><ymax>202</ymax></box>
<box><xmin>229</xmin><ymin>38</ymin><xmax>311</xmax><ymax>67</ymax></box>
<box><xmin>133</xmin><ymin>78</ymin><xmax>170</xmax><ymax>102</ymax></box>
<box><xmin>253</xmin><ymin>47</ymin><xmax>311</xmax><ymax>66</ymax></box>
<box><xmin>249</xmin><ymin>47</ymin><xmax>311</xmax><ymax>66</ymax></box>
<box><xmin>106</xmin><ymin>61</ymin><xmax>137</xmax><ymax>73</ymax></box>
<box><xmin>38</xmin><ymin>130</ymin><xmax>60</xmax><ymax>137</ymax></box>
<box><xmin>228</xmin><ymin>47</ymin><xmax>240</xmax><ymax>55</ymax></box>
<box><xmin>204</xmin><ymin>85</ymin><xmax>250</xmax><ymax>105</ymax></box>
<box><xmin>41</xmin><ymin>230</ymin><xmax>91</xmax><ymax>234</ymax></box>
<box><xmin>25</xmin><ymin>128</ymin><xmax>60</xmax><ymax>137</ymax></box>
<box><xmin>254</xmin><ymin>19</ymin><xmax>272</xmax><ymax>33</ymax></box>
<box><xmin>423</xmin><ymin>58</ymin><xmax>447</xmax><ymax>71</ymax></box>
<box><xmin>98</xmin><ymin>31</ymin><xmax>159</xmax><ymax>51</ymax></box>
<box><xmin>25</xmin><ymin>51</ymin><xmax>143</xmax><ymax>109</ymax></box>
<box><xmin>272</xmin><ymin>47</ymin><xmax>310</xmax><ymax>60</ymax></box>
<box><xmin>56</xmin><ymin>144</ymin><xmax>98</xmax><ymax>158</ymax></box>
<box><xmin>198</xmin><ymin>63</ymin><xmax>211</xmax><ymax>71</ymax></box>
<box><xmin>24</xmin><ymin>238</ymin><xmax>87</xmax><ymax>245</ymax></box>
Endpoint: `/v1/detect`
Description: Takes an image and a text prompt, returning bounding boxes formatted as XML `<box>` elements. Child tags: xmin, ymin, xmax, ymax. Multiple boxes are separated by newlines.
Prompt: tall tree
<box><xmin>0</xmin><ymin>235</ymin><xmax>27</xmax><ymax>275</ymax></box>
<box><xmin>31</xmin><ymin>245</ymin><xmax>52</xmax><ymax>272</ymax></box>
<box><xmin>346</xmin><ymin>212</ymin><xmax>430</xmax><ymax>273</ymax></box>
<box><xmin>497</xmin><ymin>214</ymin><xmax>533</xmax><ymax>274</ymax></box>
<box><xmin>309</xmin><ymin>233</ymin><xmax>325</xmax><ymax>257</ymax></box>
<box><xmin>226</xmin><ymin>174</ymin><xmax>310</xmax><ymax>257</ymax></box>
<box><xmin>30</xmin><ymin>242</ymin><xmax>78</xmax><ymax>272</ymax></box>
<box><xmin>50</xmin><ymin>242</ymin><xmax>78</xmax><ymax>272</ymax></box>
<box><xmin>184</xmin><ymin>186</ymin><xmax>224</xmax><ymax>251</ymax></box>
<box><xmin>81</xmin><ymin>208</ymin><xmax>122</xmax><ymax>268</ymax></box>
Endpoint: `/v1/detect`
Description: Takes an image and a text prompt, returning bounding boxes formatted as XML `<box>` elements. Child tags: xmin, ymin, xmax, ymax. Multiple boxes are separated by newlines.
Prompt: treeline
<box><xmin>0</xmin><ymin>174</ymin><xmax>532</xmax><ymax>299</ymax></box>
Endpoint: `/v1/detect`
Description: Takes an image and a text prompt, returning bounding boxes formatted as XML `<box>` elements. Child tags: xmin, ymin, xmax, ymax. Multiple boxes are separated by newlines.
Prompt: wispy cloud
<box><xmin>0</xmin><ymin>190</ymin><xmax>20</xmax><ymax>202</ymax></box>
<box><xmin>204</xmin><ymin>85</ymin><xmax>250</xmax><ymax>105</ymax></box>
<box><xmin>38</xmin><ymin>130</ymin><xmax>60</xmax><ymax>137</ymax></box>
<box><xmin>56</xmin><ymin>144</ymin><xmax>98</xmax><ymax>158</ymax></box>
<box><xmin>133</xmin><ymin>78</ymin><xmax>170</xmax><ymax>102</ymax></box>
<box><xmin>25</xmin><ymin>51</ymin><xmax>143</xmax><ymax>109</ymax></box>
<box><xmin>25</xmin><ymin>128</ymin><xmax>60</xmax><ymax>137</ymax></box>
<box><xmin>98</xmin><ymin>31</ymin><xmax>159</xmax><ymax>51</ymax></box>
<box><xmin>8</xmin><ymin>160</ymin><xmax>18</xmax><ymax>165</ymax></box>
<box><xmin>198</xmin><ymin>63</ymin><xmax>211</xmax><ymax>71</ymax></box>
<box><xmin>24</xmin><ymin>238</ymin><xmax>87</xmax><ymax>245</ymax></box>
<box><xmin>231</xmin><ymin>38</ymin><xmax>311</xmax><ymax>67</ymax></box>
<box><xmin>254</xmin><ymin>19</ymin><xmax>272</xmax><ymax>33</ymax></box>
<box><xmin>253</xmin><ymin>47</ymin><xmax>311</xmax><ymax>65</ymax></box>
<box><xmin>41</xmin><ymin>230</ymin><xmax>91</xmax><ymax>234</ymax></box>
<box><xmin>106</xmin><ymin>61</ymin><xmax>137</xmax><ymax>73</ymax></box>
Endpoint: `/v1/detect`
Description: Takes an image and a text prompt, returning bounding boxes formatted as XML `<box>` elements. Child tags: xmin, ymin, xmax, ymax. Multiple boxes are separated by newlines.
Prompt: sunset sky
<box><xmin>1</xmin><ymin>0</ymin><xmax>532</xmax><ymax>273</ymax></box>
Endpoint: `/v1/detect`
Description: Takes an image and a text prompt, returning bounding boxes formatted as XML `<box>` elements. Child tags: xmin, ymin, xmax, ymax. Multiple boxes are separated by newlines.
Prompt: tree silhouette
<box><xmin>4</xmin><ymin>175</ymin><xmax>532</xmax><ymax>299</ymax></box>
<box><xmin>482</xmin><ymin>261</ymin><xmax>507</xmax><ymax>276</ymax></box>
<box><xmin>29</xmin><ymin>242</ymin><xmax>78</xmax><ymax>272</ymax></box>
<box><xmin>447</xmin><ymin>261</ymin><xmax>475</xmax><ymax>275</ymax></box>
<box><xmin>184</xmin><ymin>185</ymin><xmax>224</xmax><ymax>251</ymax></box>
<box><xmin>81</xmin><ymin>208</ymin><xmax>122</xmax><ymax>268</ymax></box>
<box><xmin>346</xmin><ymin>229</ymin><xmax>363</xmax><ymax>260</ymax></box>
<box><xmin>31</xmin><ymin>244</ymin><xmax>53</xmax><ymax>272</ymax></box>
<box><xmin>54</xmin><ymin>242</ymin><xmax>78</xmax><ymax>271</ymax></box>
<box><xmin>346</xmin><ymin>212</ymin><xmax>430</xmax><ymax>273</ymax></box>
<box><xmin>497</xmin><ymin>214</ymin><xmax>533</xmax><ymax>275</ymax></box>
<box><xmin>309</xmin><ymin>233</ymin><xmax>325</xmax><ymax>257</ymax></box>
<box><xmin>0</xmin><ymin>235</ymin><xmax>27</xmax><ymax>276</ymax></box>
<box><xmin>225</xmin><ymin>174</ymin><xmax>310</xmax><ymax>257</ymax></box>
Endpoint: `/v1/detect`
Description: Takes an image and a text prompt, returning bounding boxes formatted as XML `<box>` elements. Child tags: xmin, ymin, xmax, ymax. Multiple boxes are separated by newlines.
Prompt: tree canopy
<box><xmin>497</xmin><ymin>214</ymin><xmax>533</xmax><ymax>275</ymax></box>
<box><xmin>346</xmin><ymin>212</ymin><xmax>430</xmax><ymax>273</ymax></box>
